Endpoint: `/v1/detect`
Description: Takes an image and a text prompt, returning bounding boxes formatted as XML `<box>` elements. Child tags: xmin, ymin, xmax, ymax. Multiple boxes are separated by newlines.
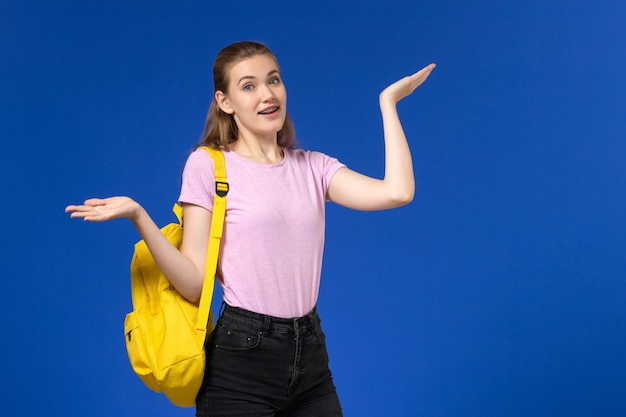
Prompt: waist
<box><xmin>219</xmin><ymin>303</ymin><xmax>320</xmax><ymax>336</ymax></box>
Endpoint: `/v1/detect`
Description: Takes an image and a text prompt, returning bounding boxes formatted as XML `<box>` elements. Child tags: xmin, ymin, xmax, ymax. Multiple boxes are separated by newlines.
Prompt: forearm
<box><xmin>379</xmin><ymin>96</ymin><xmax>415</xmax><ymax>205</ymax></box>
<box><xmin>131</xmin><ymin>206</ymin><xmax>204</xmax><ymax>301</ymax></box>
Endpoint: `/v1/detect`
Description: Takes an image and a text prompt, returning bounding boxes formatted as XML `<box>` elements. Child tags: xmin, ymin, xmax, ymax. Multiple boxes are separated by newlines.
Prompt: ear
<box><xmin>215</xmin><ymin>90</ymin><xmax>234</xmax><ymax>115</ymax></box>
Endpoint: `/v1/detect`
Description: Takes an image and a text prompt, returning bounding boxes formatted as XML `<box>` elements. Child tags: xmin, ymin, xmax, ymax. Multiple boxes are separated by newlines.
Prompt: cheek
<box><xmin>229</xmin><ymin>96</ymin><xmax>253</xmax><ymax>115</ymax></box>
<box><xmin>277</xmin><ymin>89</ymin><xmax>287</xmax><ymax>109</ymax></box>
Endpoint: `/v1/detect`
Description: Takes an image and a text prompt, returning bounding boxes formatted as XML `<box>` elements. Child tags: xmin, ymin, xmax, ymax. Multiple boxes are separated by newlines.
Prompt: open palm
<box><xmin>65</xmin><ymin>196</ymin><xmax>141</xmax><ymax>222</ymax></box>
<box><xmin>380</xmin><ymin>63</ymin><xmax>436</xmax><ymax>104</ymax></box>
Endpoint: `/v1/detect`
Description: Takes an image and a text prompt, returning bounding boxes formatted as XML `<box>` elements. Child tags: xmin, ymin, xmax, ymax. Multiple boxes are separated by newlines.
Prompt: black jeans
<box><xmin>196</xmin><ymin>304</ymin><xmax>343</xmax><ymax>417</ymax></box>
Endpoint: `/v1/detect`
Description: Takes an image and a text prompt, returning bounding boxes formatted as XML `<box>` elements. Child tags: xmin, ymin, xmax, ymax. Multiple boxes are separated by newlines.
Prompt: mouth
<box><xmin>258</xmin><ymin>106</ymin><xmax>279</xmax><ymax>115</ymax></box>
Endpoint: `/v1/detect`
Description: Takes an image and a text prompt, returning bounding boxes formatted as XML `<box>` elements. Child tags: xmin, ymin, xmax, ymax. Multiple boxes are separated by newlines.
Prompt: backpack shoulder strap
<box><xmin>196</xmin><ymin>146</ymin><xmax>228</xmax><ymax>330</ymax></box>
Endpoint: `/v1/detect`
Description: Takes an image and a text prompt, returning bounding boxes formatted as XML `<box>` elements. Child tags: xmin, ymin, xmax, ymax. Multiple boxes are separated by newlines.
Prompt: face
<box><xmin>216</xmin><ymin>54</ymin><xmax>287</xmax><ymax>141</ymax></box>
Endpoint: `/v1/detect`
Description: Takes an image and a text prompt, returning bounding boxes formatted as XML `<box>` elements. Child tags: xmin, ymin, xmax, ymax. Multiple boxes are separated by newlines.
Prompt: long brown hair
<box><xmin>199</xmin><ymin>41</ymin><xmax>296</xmax><ymax>150</ymax></box>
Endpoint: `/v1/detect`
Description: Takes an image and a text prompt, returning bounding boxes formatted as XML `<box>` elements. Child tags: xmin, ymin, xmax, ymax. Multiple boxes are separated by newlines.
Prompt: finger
<box><xmin>66</xmin><ymin>204</ymin><xmax>90</xmax><ymax>213</ymax></box>
<box><xmin>405</xmin><ymin>64</ymin><xmax>436</xmax><ymax>91</ymax></box>
<box><xmin>84</xmin><ymin>198</ymin><xmax>107</xmax><ymax>206</ymax></box>
<box><xmin>71</xmin><ymin>209</ymin><xmax>108</xmax><ymax>222</ymax></box>
<box><xmin>416</xmin><ymin>63</ymin><xmax>436</xmax><ymax>74</ymax></box>
<box><xmin>68</xmin><ymin>210</ymin><xmax>89</xmax><ymax>219</ymax></box>
<box><xmin>410</xmin><ymin>63</ymin><xmax>436</xmax><ymax>81</ymax></box>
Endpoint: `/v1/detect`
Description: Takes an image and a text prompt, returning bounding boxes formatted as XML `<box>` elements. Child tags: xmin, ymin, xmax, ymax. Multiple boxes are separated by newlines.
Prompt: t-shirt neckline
<box><xmin>225</xmin><ymin>147</ymin><xmax>289</xmax><ymax>168</ymax></box>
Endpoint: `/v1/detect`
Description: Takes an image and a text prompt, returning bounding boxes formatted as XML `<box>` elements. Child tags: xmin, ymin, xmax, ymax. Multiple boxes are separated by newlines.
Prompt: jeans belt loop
<box><xmin>263</xmin><ymin>314</ymin><xmax>272</xmax><ymax>334</ymax></box>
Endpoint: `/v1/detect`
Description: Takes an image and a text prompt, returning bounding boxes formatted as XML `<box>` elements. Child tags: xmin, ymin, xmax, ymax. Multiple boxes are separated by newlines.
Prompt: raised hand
<box><xmin>379</xmin><ymin>63</ymin><xmax>436</xmax><ymax>105</ymax></box>
<box><xmin>65</xmin><ymin>197</ymin><xmax>142</xmax><ymax>222</ymax></box>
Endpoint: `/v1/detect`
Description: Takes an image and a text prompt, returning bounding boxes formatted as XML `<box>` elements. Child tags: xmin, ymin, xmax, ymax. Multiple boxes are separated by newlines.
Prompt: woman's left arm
<box><xmin>327</xmin><ymin>63</ymin><xmax>436</xmax><ymax>211</ymax></box>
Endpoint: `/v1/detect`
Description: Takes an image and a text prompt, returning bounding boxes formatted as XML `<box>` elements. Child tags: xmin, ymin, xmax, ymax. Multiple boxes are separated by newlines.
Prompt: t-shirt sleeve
<box><xmin>310</xmin><ymin>151</ymin><xmax>346</xmax><ymax>193</ymax></box>
<box><xmin>178</xmin><ymin>149</ymin><xmax>215</xmax><ymax>212</ymax></box>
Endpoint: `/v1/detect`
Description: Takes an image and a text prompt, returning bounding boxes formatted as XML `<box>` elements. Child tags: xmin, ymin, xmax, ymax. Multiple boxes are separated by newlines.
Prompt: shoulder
<box><xmin>285</xmin><ymin>148</ymin><xmax>341</xmax><ymax>166</ymax></box>
<box><xmin>187</xmin><ymin>147</ymin><xmax>215</xmax><ymax>165</ymax></box>
<box><xmin>285</xmin><ymin>148</ymin><xmax>345</xmax><ymax>185</ymax></box>
<box><xmin>183</xmin><ymin>148</ymin><xmax>215</xmax><ymax>173</ymax></box>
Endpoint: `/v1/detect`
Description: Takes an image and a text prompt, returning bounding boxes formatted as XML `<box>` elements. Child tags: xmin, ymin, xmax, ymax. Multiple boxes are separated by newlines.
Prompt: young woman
<box><xmin>66</xmin><ymin>41</ymin><xmax>435</xmax><ymax>416</ymax></box>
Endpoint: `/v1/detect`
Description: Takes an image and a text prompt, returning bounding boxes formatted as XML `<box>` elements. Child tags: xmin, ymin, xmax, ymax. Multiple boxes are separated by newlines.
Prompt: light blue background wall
<box><xmin>2</xmin><ymin>1</ymin><xmax>625</xmax><ymax>416</ymax></box>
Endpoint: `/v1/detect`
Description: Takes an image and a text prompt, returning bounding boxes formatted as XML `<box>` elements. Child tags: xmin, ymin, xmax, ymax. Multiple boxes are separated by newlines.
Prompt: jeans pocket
<box><xmin>214</xmin><ymin>323</ymin><xmax>262</xmax><ymax>351</ymax></box>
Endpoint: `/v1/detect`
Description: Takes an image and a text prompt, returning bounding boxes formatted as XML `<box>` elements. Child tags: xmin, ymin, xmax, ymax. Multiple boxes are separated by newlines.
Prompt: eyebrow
<box><xmin>237</xmin><ymin>69</ymin><xmax>280</xmax><ymax>86</ymax></box>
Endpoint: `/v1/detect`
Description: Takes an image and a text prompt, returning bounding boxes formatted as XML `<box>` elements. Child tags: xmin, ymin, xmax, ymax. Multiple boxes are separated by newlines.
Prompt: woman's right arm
<box><xmin>65</xmin><ymin>197</ymin><xmax>210</xmax><ymax>302</ymax></box>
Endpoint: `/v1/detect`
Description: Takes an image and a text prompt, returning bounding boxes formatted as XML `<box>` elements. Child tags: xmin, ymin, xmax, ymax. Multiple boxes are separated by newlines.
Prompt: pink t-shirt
<box><xmin>179</xmin><ymin>148</ymin><xmax>345</xmax><ymax>318</ymax></box>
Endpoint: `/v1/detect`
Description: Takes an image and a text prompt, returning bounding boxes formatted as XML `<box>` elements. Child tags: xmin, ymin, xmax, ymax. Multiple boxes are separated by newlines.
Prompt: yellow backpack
<box><xmin>123</xmin><ymin>146</ymin><xmax>228</xmax><ymax>407</ymax></box>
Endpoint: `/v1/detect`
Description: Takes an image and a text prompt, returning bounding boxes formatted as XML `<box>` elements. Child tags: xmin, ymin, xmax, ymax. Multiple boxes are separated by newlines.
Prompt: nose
<box><xmin>260</xmin><ymin>84</ymin><xmax>276</xmax><ymax>101</ymax></box>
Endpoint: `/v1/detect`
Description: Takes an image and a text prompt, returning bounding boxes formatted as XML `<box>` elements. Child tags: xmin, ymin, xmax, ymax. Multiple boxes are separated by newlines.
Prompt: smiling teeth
<box><xmin>259</xmin><ymin>107</ymin><xmax>278</xmax><ymax>114</ymax></box>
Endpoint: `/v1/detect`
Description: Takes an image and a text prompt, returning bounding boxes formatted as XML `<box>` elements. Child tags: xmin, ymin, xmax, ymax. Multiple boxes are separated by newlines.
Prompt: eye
<box><xmin>269</xmin><ymin>77</ymin><xmax>280</xmax><ymax>85</ymax></box>
<box><xmin>243</xmin><ymin>84</ymin><xmax>254</xmax><ymax>91</ymax></box>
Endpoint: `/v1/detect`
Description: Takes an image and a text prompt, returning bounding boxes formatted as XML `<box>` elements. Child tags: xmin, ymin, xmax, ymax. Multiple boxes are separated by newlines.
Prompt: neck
<box><xmin>230</xmin><ymin>133</ymin><xmax>284</xmax><ymax>164</ymax></box>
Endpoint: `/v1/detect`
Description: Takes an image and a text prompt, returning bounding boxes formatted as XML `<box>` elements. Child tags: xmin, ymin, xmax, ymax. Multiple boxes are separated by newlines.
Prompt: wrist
<box><xmin>379</xmin><ymin>96</ymin><xmax>398</xmax><ymax>116</ymax></box>
<box><xmin>130</xmin><ymin>201</ymin><xmax>146</xmax><ymax>225</ymax></box>
<box><xmin>379</xmin><ymin>92</ymin><xmax>397</xmax><ymax>109</ymax></box>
